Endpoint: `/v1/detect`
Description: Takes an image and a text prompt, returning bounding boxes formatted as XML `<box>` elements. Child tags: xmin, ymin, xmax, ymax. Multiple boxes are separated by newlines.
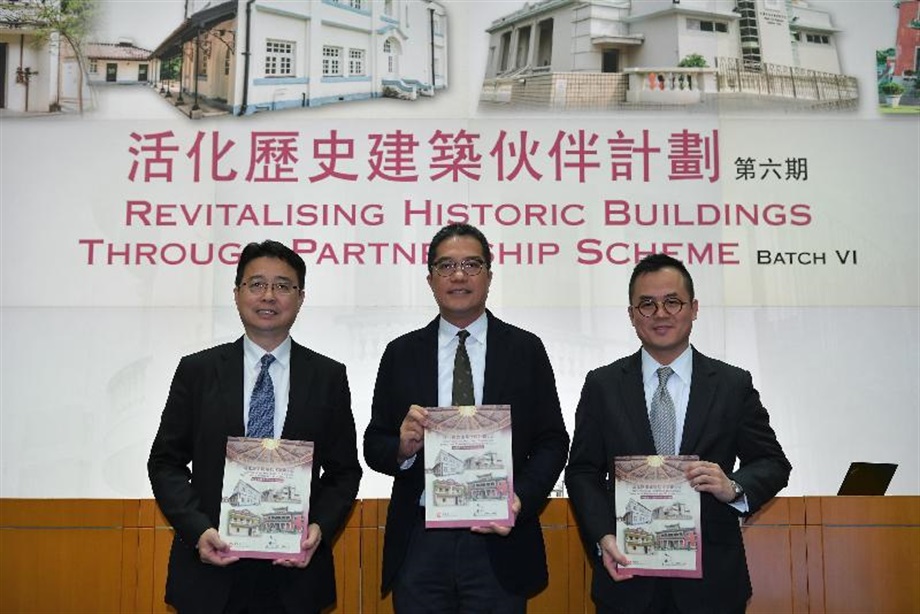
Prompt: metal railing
<box><xmin>716</xmin><ymin>56</ymin><xmax>858</xmax><ymax>102</ymax></box>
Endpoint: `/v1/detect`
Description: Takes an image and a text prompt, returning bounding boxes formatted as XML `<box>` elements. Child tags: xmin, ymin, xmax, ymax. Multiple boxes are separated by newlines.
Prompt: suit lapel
<box><xmin>482</xmin><ymin>311</ymin><xmax>510</xmax><ymax>404</ymax></box>
<box><xmin>409</xmin><ymin>319</ymin><xmax>439</xmax><ymax>474</ymax></box>
<box><xmin>680</xmin><ymin>348</ymin><xmax>716</xmax><ymax>454</ymax></box>
<box><xmin>220</xmin><ymin>338</ymin><xmax>246</xmax><ymax>437</ymax></box>
<box><xmin>621</xmin><ymin>351</ymin><xmax>657</xmax><ymax>452</ymax></box>
<box><xmin>416</xmin><ymin>317</ymin><xmax>440</xmax><ymax>407</ymax></box>
<box><xmin>282</xmin><ymin>341</ymin><xmax>314</xmax><ymax>438</ymax></box>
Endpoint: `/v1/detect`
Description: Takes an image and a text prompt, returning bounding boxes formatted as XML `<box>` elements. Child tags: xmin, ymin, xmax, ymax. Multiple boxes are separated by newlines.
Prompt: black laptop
<box><xmin>837</xmin><ymin>462</ymin><xmax>897</xmax><ymax>496</ymax></box>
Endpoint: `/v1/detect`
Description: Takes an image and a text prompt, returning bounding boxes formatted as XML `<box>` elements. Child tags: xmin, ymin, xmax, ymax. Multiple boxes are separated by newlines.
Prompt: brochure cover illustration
<box><xmin>424</xmin><ymin>404</ymin><xmax>514</xmax><ymax>528</ymax></box>
<box><xmin>220</xmin><ymin>437</ymin><xmax>314</xmax><ymax>560</ymax></box>
<box><xmin>613</xmin><ymin>455</ymin><xmax>702</xmax><ymax>578</ymax></box>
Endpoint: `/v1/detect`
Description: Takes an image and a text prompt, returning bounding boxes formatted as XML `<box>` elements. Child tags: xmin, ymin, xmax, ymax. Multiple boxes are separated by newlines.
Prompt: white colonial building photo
<box><xmin>150</xmin><ymin>0</ymin><xmax>448</xmax><ymax>116</ymax></box>
<box><xmin>481</xmin><ymin>0</ymin><xmax>857</xmax><ymax>111</ymax></box>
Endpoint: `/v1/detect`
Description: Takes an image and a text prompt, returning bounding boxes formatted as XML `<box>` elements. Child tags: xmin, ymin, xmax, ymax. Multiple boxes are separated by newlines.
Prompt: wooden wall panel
<box><xmin>743</xmin><ymin>525</ymin><xmax>795</xmax><ymax>613</ymax></box>
<box><xmin>123</xmin><ymin>527</ymin><xmax>147</xmax><ymax>613</ymax></box>
<box><xmin>151</xmin><ymin>526</ymin><xmax>175</xmax><ymax>613</ymax></box>
<box><xmin>330</xmin><ymin>502</ymin><xmax>362</xmax><ymax>614</ymax></box>
<box><xmin>565</xmin><ymin>501</ymin><xmax>590</xmax><ymax>614</ymax></box>
<box><xmin>360</xmin><ymin>498</ymin><xmax>394</xmax><ymax>614</ymax></box>
<box><xmin>1</xmin><ymin>497</ymin><xmax>918</xmax><ymax>613</ymax></box>
<box><xmin>0</xmin><ymin>527</ymin><xmax>124</xmax><ymax>613</ymax></box>
<box><xmin>788</xmin><ymin>524</ymin><xmax>809</xmax><ymax>613</ymax></box>
<box><xmin>811</xmin><ymin>497</ymin><xmax>920</xmax><ymax>614</ymax></box>
<box><xmin>820</xmin><ymin>526</ymin><xmax>920</xmax><ymax>614</ymax></box>
<box><xmin>743</xmin><ymin>497</ymin><xmax>797</xmax><ymax>613</ymax></box>
<box><xmin>804</xmin><ymin>524</ymin><xmax>826</xmax><ymax>613</ymax></box>
<box><xmin>530</xmin><ymin>500</ymin><xmax>571</xmax><ymax>613</ymax></box>
<box><xmin>0</xmin><ymin>498</ymin><xmax>124</xmax><ymax>527</ymax></box>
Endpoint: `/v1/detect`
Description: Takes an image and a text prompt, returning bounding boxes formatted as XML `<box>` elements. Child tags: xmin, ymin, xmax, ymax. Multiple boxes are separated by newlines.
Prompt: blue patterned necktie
<box><xmin>650</xmin><ymin>366</ymin><xmax>676</xmax><ymax>455</ymax></box>
<box><xmin>247</xmin><ymin>354</ymin><xmax>276</xmax><ymax>439</ymax></box>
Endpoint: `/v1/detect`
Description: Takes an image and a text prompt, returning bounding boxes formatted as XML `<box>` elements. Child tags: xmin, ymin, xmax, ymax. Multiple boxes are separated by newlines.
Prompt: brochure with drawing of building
<box><xmin>424</xmin><ymin>405</ymin><xmax>514</xmax><ymax>529</ymax></box>
<box><xmin>613</xmin><ymin>455</ymin><xmax>702</xmax><ymax>578</ymax></box>
<box><xmin>220</xmin><ymin>437</ymin><xmax>313</xmax><ymax>560</ymax></box>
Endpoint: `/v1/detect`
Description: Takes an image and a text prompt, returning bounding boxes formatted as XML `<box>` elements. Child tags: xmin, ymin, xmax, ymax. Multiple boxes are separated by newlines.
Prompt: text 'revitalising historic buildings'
<box><xmin>150</xmin><ymin>0</ymin><xmax>448</xmax><ymax>116</ymax></box>
<box><xmin>481</xmin><ymin>0</ymin><xmax>858</xmax><ymax>110</ymax></box>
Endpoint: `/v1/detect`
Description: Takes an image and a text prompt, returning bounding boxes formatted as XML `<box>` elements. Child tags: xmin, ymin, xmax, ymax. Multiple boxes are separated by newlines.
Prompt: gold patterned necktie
<box><xmin>452</xmin><ymin>330</ymin><xmax>475</xmax><ymax>406</ymax></box>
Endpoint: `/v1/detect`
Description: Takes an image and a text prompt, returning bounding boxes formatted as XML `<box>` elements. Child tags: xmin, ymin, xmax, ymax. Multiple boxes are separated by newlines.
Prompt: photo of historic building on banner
<box><xmin>0</xmin><ymin>0</ymin><xmax>63</xmax><ymax>114</ymax></box>
<box><xmin>149</xmin><ymin>0</ymin><xmax>448</xmax><ymax>117</ymax></box>
<box><xmin>82</xmin><ymin>41</ymin><xmax>152</xmax><ymax>85</ymax></box>
<box><xmin>480</xmin><ymin>0</ymin><xmax>858</xmax><ymax>111</ymax></box>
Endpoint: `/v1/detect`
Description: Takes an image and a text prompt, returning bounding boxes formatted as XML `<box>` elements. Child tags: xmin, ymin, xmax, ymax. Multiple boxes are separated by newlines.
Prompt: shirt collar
<box><xmin>641</xmin><ymin>345</ymin><xmax>693</xmax><ymax>386</ymax></box>
<box><xmin>438</xmin><ymin>312</ymin><xmax>488</xmax><ymax>347</ymax></box>
<box><xmin>243</xmin><ymin>334</ymin><xmax>292</xmax><ymax>367</ymax></box>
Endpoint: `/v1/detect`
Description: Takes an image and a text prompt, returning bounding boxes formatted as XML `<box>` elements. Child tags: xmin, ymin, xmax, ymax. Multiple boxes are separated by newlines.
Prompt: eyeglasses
<box><xmin>632</xmin><ymin>297</ymin><xmax>688</xmax><ymax>318</ymax></box>
<box><xmin>432</xmin><ymin>259</ymin><xmax>487</xmax><ymax>277</ymax></box>
<box><xmin>239</xmin><ymin>280</ymin><xmax>300</xmax><ymax>296</ymax></box>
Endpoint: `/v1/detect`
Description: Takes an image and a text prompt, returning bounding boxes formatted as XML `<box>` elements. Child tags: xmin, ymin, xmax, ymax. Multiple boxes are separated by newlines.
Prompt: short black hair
<box><xmin>235</xmin><ymin>240</ymin><xmax>306</xmax><ymax>289</ymax></box>
<box><xmin>426</xmin><ymin>223</ymin><xmax>493</xmax><ymax>270</ymax></box>
<box><xmin>628</xmin><ymin>254</ymin><xmax>695</xmax><ymax>303</ymax></box>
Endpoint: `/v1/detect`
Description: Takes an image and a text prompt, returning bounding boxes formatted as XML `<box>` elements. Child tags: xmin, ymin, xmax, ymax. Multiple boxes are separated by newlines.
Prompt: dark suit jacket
<box><xmin>147</xmin><ymin>337</ymin><xmax>362</xmax><ymax>614</ymax></box>
<box><xmin>363</xmin><ymin>311</ymin><xmax>570</xmax><ymax>597</ymax></box>
<box><xmin>565</xmin><ymin>348</ymin><xmax>791</xmax><ymax>614</ymax></box>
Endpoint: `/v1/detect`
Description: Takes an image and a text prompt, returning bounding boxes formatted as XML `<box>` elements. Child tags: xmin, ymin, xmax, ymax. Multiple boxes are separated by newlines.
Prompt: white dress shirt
<box><xmin>242</xmin><ymin>335</ymin><xmax>292</xmax><ymax>438</ymax></box>
<box><xmin>436</xmin><ymin>312</ymin><xmax>487</xmax><ymax>407</ymax></box>
<box><xmin>641</xmin><ymin>345</ymin><xmax>692</xmax><ymax>453</ymax></box>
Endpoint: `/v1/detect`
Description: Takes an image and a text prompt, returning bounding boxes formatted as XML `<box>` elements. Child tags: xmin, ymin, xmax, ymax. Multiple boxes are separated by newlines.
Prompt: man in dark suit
<box><xmin>364</xmin><ymin>223</ymin><xmax>569</xmax><ymax>613</ymax></box>
<box><xmin>566</xmin><ymin>253</ymin><xmax>791</xmax><ymax>614</ymax></box>
<box><xmin>148</xmin><ymin>240</ymin><xmax>362</xmax><ymax>614</ymax></box>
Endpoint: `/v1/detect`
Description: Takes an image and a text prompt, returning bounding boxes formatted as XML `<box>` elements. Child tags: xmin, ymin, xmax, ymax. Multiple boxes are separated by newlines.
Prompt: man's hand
<box><xmin>197</xmin><ymin>528</ymin><xmax>238</xmax><ymax>566</ymax></box>
<box><xmin>398</xmin><ymin>404</ymin><xmax>429</xmax><ymax>464</ymax></box>
<box><xmin>470</xmin><ymin>494</ymin><xmax>521</xmax><ymax>537</ymax></box>
<box><xmin>685</xmin><ymin>460</ymin><xmax>735</xmax><ymax>503</ymax></box>
<box><xmin>275</xmin><ymin>523</ymin><xmax>322</xmax><ymax>568</ymax></box>
<box><xmin>599</xmin><ymin>534</ymin><xmax>633</xmax><ymax>581</ymax></box>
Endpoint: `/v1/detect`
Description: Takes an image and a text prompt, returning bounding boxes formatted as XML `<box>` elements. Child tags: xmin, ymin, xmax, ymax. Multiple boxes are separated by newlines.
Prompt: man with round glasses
<box><xmin>148</xmin><ymin>240</ymin><xmax>362</xmax><ymax>614</ymax></box>
<box><xmin>364</xmin><ymin>223</ymin><xmax>569</xmax><ymax>613</ymax></box>
<box><xmin>566</xmin><ymin>253</ymin><xmax>791</xmax><ymax>614</ymax></box>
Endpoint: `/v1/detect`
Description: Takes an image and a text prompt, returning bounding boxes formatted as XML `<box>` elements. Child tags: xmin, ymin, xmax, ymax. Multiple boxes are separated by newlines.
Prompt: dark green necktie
<box><xmin>452</xmin><ymin>330</ymin><xmax>475</xmax><ymax>406</ymax></box>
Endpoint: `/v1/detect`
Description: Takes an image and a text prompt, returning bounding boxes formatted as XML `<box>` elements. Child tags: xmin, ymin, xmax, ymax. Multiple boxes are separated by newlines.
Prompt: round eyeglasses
<box><xmin>239</xmin><ymin>280</ymin><xmax>300</xmax><ymax>296</ymax></box>
<box><xmin>632</xmin><ymin>297</ymin><xmax>688</xmax><ymax>318</ymax></box>
<box><xmin>432</xmin><ymin>259</ymin><xmax>487</xmax><ymax>277</ymax></box>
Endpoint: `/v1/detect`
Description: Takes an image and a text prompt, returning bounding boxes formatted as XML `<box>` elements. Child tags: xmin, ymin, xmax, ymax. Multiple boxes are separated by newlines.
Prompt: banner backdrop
<box><xmin>1</xmin><ymin>0</ymin><xmax>918</xmax><ymax>499</ymax></box>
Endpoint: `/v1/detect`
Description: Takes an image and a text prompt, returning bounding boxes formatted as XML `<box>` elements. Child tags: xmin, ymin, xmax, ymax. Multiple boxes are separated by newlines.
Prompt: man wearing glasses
<box><xmin>364</xmin><ymin>223</ymin><xmax>569</xmax><ymax>613</ymax></box>
<box><xmin>566</xmin><ymin>253</ymin><xmax>791</xmax><ymax>614</ymax></box>
<box><xmin>148</xmin><ymin>240</ymin><xmax>362</xmax><ymax>614</ymax></box>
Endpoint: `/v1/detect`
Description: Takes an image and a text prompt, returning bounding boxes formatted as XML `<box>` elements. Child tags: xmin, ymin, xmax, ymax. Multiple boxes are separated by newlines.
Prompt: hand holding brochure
<box><xmin>424</xmin><ymin>404</ymin><xmax>514</xmax><ymax>528</ymax></box>
<box><xmin>220</xmin><ymin>437</ymin><xmax>314</xmax><ymax>560</ymax></box>
<box><xmin>613</xmin><ymin>455</ymin><xmax>702</xmax><ymax>578</ymax></box>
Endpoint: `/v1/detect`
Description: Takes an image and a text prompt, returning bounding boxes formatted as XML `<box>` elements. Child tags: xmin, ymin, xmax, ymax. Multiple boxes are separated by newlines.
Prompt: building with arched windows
<box><xmin>150</xmin><ymin>0</ymin><xmax>447</xmax><ymax>116</ymax></box>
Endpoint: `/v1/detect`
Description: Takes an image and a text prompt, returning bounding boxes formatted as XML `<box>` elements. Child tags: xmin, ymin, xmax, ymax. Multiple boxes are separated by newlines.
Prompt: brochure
<box><xmin>613</xmin><ymin>454</ymin><xmax>702</xmax><ymax>578</ymax></box>
<box><xmin>220</xmin><ymin>437</ymin><xmax>313</xmax><ymax>560</ymax></box>
<box><xmin>424</xmin><ymin>404</ymin><xmax>514</xmax><ymax>528</ymax></box>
